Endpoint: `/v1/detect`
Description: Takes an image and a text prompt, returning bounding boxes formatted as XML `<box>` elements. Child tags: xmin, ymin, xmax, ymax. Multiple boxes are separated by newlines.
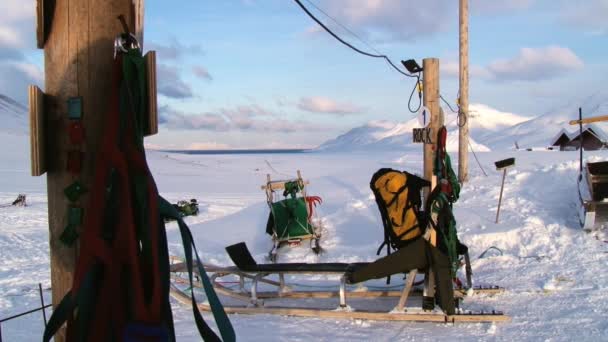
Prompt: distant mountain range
<box><xmin>317</xmin><ymin>103</ymin><xmax>530</xmax><ymax>152</ymax></box>
<box><xmin>317</xmin><ymin>93</ymin><xmax>608</xmax><ymax>152</ymax></box>
<box><xmin>0</xmin><ymin>94</ymin><xmax>28</xmax><ymax>136</ymax></box>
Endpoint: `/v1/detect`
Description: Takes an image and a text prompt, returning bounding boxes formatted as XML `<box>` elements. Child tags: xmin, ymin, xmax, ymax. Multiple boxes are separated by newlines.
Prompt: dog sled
<box><xmin>570</xmin><ymin>113</ymin><xmax>608</xmax><ymax>231</ymax></box>
<box><xmin>169</xmin><ymin>141</ymin><xmax>509</xmax><ymax>323</ymax></box>
<box><xmin>578</xmin><ymin>161</ymin><xmax>608</xmax><ymax>230</ymax></box>
<box><xmin>168</xmin><ymin>242</ymin><xmax>508</xmax><ymax>323</ymax></box>
<box><xmin>263</xmin><ymin>171</ymin><xmax>323</xmax><ymax>261</ymax></box>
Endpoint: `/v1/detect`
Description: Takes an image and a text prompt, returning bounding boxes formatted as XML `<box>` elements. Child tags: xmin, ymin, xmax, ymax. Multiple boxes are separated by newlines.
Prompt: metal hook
<box><xmin>114</xmin><ymin>14</ymin><xmax>140</xmax><ymax>58</ymax></box>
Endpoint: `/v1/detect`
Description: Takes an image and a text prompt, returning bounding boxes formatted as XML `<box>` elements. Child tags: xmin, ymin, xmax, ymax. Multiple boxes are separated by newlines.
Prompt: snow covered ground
<box><xmin>1</xmin><ymin>130</ymin><xmax>608</xmax><ymax>340</ymax></box>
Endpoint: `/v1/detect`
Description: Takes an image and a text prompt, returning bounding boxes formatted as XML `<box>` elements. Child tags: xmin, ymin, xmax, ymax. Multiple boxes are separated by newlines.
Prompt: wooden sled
<box><xmin>263</xmin><ymin>170</ymin><xmax>322</xmax><ymax>261</ymax></box>
<box><xmin>578</xmin><ymin>161</ymin><xmax>608</xmax><ymax>231</ymax></box>
<box><xmin>168</xmin><ymin>243</ymin><xmax>509</xmax><ymax>323</ymax></box>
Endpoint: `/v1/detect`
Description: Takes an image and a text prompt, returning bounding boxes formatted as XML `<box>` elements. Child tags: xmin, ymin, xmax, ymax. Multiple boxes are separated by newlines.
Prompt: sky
<box><xmin>1</xmin><ymin>0</ymin><xmax>607</xmax><ymax>149</ymax></box>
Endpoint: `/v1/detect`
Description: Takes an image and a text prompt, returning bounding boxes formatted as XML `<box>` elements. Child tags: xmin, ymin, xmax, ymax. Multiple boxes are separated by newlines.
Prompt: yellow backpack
<box><xmin>370</xmin><ymin>168</ymin><xmax>431</xmax><ymax>254</ymax></box>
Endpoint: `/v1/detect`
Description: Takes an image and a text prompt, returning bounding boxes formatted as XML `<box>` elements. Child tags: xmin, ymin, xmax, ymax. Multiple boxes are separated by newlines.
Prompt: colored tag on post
<box><xmin>67</xmin><ymin>97</ymin><xmax>83</xmax><ymax>120</ymax></box>
<box><xmin>68</xmin><ymin>121</ymin><xmax>85</xmax><ymax>144</ymax></box>
<box><xmin>68</xmin><ymin>207</ymin><xmax>83</xmax><ymax>226</ymax></box>
<box><xmin>59</xmin><ymin>225</ymin><xmax>79</xmax><ymax>246</ymax></box>
<box><xmin>64</xmin><ymin>181</ymin><xmax>88</xmax><ymax>202</ymax></box>
<box><xmin>67</xmin><ymin>151</ymin><xmax>83</xmax><ymax>175</ymax></box>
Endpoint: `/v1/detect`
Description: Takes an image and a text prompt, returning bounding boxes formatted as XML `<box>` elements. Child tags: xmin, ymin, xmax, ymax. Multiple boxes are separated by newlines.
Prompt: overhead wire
<box><xmin>292</xmin><ymin>0</ymin><xmax>417</xmax><ymax>79</ymax></box>
<box><xmin>302</xmin><ymin>0</ymin><xmax>382</xmax><ymax>56</ymax></box>
<box><xmin>293</xmin><ymin>0</ymin><xmax>422</xmax><ymax>114</ymax></box>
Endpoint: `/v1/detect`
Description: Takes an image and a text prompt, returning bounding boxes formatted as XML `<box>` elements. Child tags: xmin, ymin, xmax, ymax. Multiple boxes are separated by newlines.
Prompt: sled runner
<box><xmin>263</xmin><ymin>171</ymin><xmax>323</xmax><ymax>261</ymax></box>
<box><xmin>168</xmin><ymin>243</ymin><xmax>509</xmax><ymax>323</ymax></box>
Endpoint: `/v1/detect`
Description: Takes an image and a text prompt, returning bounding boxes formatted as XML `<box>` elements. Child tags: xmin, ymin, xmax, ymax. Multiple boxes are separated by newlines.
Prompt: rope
<box><xmin>264</xmin><ymin>159</ymin><xmax>292</xmax><ymax>177</ymax></box>
<box><xmin>478</xmin><ymin>246</ymin><xmax>503</xmax><ymax>259</ymax></box>
<box><xmin>477</xmin><ymin>246</ymin><xmax>545</xmax><ymax>261</ymax></box>
<box><xmin>440</xmin><ymin>94</ymin><xmax>458</xmax><ymax>113</ymax></box>
<box><xmin>468</xmin><ymin>140</ymin><xmax>488</xmax><ymax>177</ymax></box>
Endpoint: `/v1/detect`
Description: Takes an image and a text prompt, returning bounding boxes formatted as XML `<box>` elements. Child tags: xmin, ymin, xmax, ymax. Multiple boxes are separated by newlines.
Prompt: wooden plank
<box><xmin>569</xmin><ymin>115</ymin><xmax>608</xmax><ymax>125</ymax></box>
<box><xmin>396</xmin><ymin>269</ymin><xmax>417</xmax><ymax>311</ymax></box>
<box><xmin>169</xmin><ymin>286</ymin><xmax>510</xmax><ymax>323</ymax></box>
<box><xmin>133</xmin><ymin>0</ymin><xmax>145</xmax><ymax>47</ymax></box>
<box><xmin>144</xmin><ymin>51</ymin><xmax>158</xmax><ymax>136</ymax></box>
<box><xmin>170</xmin><ymin>267</ymin><xmax>504</xmax><ymax>300</ymax></box>
<box><xmin>29</xmin><ymin>85</ymin><xmax>46</xmax><ymax>176</ymax></box>
<box><xmin>261</xmin><ymin>180</ymin><xmax>309</xmax><ymax>191</ymax></box>
<box><xmin>36</xmin><ymin>0</ymin><xmax>44</xmax><ymax>48</ymax></box>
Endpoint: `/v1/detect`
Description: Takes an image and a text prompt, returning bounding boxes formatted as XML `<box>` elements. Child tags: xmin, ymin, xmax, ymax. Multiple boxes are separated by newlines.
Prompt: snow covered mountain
<box><xmin>317</xmin><ymin>103</ymin><xmax>531</xmax><ymax>152</ymax></box>
<box><xmin>481</xmin><ymin>91</ymin><xmax>608</xmax><ymax>150</ymax></box>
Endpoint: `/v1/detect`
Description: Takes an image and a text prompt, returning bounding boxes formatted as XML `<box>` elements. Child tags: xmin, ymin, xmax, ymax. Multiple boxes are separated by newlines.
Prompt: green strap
<box><xmin>42</xmin><ymin>263</ymin><xmax>103</xmax><ymax>342</ymax></box>
<box><xmin>159</xmin><ymin>196</ymin><xmax>235</xmax><ymax>342</ymax></box>
<box><xmin>431</xmin><ymin>194</ymin><xmax>459</xmax><ymax>276</ymax></box>
<box><xmin>43</xmin><ymin>290</ymin><xmax>75</xmax><ymax>342</ymax></box>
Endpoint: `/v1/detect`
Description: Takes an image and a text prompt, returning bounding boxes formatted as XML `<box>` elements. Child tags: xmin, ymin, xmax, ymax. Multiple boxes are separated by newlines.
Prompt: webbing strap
<box><xmin>43</xmin><ymin>290</ymin><xmax>74</xmax><ymax>342</ymax></box>
<box><xmin>159</xmin><ymin>197</ymin><xmax>235</xmax><ymax>342</ymax></box>
<box><xmin>42</xmin><ymin>263</ymin><xmax>102</xmax><ymax>342</ymax></box>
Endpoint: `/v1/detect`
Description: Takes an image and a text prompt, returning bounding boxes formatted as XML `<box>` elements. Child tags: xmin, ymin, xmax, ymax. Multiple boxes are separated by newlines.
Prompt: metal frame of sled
<box><xmin>168</xmin><ymin>243</ymin><xmax>509</xmax><ymax>323</ymax></box>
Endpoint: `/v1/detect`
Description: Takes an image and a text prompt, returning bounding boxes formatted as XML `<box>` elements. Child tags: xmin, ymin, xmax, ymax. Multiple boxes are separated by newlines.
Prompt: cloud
<box><xmin>559</xmin><ymin>1</ymin><xmax>608</xmax><ymax>35</ymax></box>
<box><xmin>313</xmin><ymin>0</ymin><xmax>456</xmax><ymax>42</ymax></box>
<box><xmin>470</xmin><ymin>0</ymin><xmax>534</xmax><ymax>14</ymax></box>
<box><xmin>297</xmin><ymin>96</ymin><xmax>364</xmax><ymax>115</ymax></box>
<box><xmin>0</xmin><ymin>0</ymin><xmax>41</xmax><ymax>104</ymax></box>
<box><xmin>159</xmin><ymin>104</ymin><xmax>327</xmax><ymax>132</ymax></box>
<box><xmin>307</xmin><ymin>0</ymin><xmax>537</xmax><ymax>43</ymax></box>
<box><xmin>487</xmin><ymin>46</ymin><xmax>584</xmax><ymax>81</ymax></box>
<box><xmin>442</xmin><ymin>46</ymin><xmax>583</xmax><ymax>82</ymax></box>
<box><xmin>157</xmin><ymin>64</ymin><xmax>194</xmax><ymax>99</ymax></box>
<box><xmin>192</xmin><ymin>65</ymin><xmax>213</xmax><ymax>81</ymax></box>
<box><xmin>146</xmin><ymin>37</ymin><xmax>203</xmax><ymax>60</ymax></box>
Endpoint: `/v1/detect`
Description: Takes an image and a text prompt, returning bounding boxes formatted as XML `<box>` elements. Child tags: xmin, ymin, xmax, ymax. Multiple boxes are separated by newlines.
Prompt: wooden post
<box><xmin>40</xmin><ymin>1</ymin><xmax>141</xmax><ymax>340</ymax></box>
<box><xmin>495</xmin><ymin>169</ymin><xmax>507</xmax><ymax>223</ymax></box>
<box><xmin>423</xmin><ymin>58</ymin><xmax>440</xmax><ymax>192</ymax></box>
<box><xmin>458</xmin><ymin>0</ymin><xmax>469</xmax><ymax>183</ymax></box>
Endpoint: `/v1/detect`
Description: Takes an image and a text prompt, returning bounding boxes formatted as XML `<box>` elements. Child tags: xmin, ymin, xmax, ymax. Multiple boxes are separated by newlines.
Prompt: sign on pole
<box><xmin>413</xmin><ymin>128</ymin><xmax>432</xmax><ymax>144</ymax></box>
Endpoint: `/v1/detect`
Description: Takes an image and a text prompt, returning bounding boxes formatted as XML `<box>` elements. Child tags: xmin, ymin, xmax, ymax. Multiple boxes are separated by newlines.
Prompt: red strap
<box><xmin>69</xmin><ymin>55</ymin><xmax>165</xmax><ymax>340</ymax></box>
<box><xmin>305</xmin><ymin>196</ymin><xmax>322</xmax><ymax>219</ymax></box>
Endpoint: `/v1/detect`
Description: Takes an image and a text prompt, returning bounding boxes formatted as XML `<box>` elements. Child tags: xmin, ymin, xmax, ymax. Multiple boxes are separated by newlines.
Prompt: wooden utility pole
<box><xmin>422</xmin><ymin>58</ymin><xmax>441</xmax><ymax>193</ymax></box>
<box><xmin>34</xmin><ymin>1</ymin><xmax>142</xmax><ymax>340</ymax></box>
<box><xmin>458</xmin><ymin>0</ymin><xmax>469</xmax><ymax>183</ymax></box>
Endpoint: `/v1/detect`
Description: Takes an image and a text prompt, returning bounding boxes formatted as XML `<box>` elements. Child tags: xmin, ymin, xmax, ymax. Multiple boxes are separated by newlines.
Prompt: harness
<box><xmin>43</xmin><ymin>45</ymin><xmax>234</xmax><ymax>342</ymax></box>
<box><xmin>428</xmin><ymin>126</ymin><xmax>465</xmax><ymax>278</ymax></box>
